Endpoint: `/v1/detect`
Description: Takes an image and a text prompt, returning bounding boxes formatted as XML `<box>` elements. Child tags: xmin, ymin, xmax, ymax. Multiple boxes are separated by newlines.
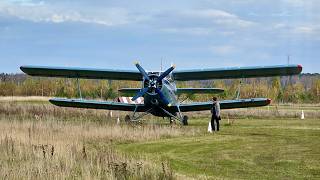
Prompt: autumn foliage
<box><xmin>0</xmin><ymin>73</ymin><xmax>319</xmax><ymax>103</ymax></box>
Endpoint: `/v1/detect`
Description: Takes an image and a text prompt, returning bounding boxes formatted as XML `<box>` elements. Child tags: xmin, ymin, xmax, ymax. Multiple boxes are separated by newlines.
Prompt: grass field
<box><xmin>0</xmin><ymin>98</ymin><xmax>319</xmax><ymax>179</ymax></box>
<box><xmin>118</xmin><ymin>118</ymin><xmax>320</xmax><ymax>179</ymax></box>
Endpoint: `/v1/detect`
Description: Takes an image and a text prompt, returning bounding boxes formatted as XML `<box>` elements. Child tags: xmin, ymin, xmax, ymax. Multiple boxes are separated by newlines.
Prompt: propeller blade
<box><xmin>131</xmin><ymin>88</ymin><xmax>149</xmax><ymax>101</ymax></box>
<box><xmin>135</xmin><ymin>62</ymin><xmax>150</xmax><ymax>81</ymax></box>
<box><xmin>155</xmin><ymin>88</ymin><xmax>170</xmax><ymax>106</ymax></box>
<box><xmin>157</xmin><ymin>65</ymin><xmax>175</xmax><ymax>82</ymax></box>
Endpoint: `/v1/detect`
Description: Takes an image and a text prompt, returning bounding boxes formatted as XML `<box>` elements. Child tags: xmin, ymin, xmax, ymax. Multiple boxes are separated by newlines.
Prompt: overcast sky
<box><xmin>0</xmin><ymin>0</ymin><xmax>319</xmax><ymax>73</ymax></box>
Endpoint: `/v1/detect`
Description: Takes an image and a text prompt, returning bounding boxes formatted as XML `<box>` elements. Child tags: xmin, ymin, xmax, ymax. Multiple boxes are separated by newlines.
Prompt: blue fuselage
<box><xmin>143</xmin><ymin>73</ymin><xmax>178</xmax><ymax>117</ymax></box>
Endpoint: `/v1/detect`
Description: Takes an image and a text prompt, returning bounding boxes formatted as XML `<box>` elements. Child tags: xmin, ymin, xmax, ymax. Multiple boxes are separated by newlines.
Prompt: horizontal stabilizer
<box><xmin>116</xmin><ymin>96</ymin><xmax>144</xmax><ymax>104</ymax></box>
<box><xmin>118</xmin><ymin>88</ymin><xmax>140</xmax><ymax>95</ymax></box>
<box><xmin>177</xmin><ymin>98</ymin><xmax>271</xmax><ymax>112</ymax></box>
<box><xmin>119</xmin><ymin>88</ymin><xmax>225</xmax><ymax>95</ymax></box>
<box><xmin>173</xmin><ymin>64</ymin><xmax>302</xmax><ymax>81</ymax></box>
<box><xmin>177</xmin><ymin>88</ymin><xmax>224</xmax><ymax>94</ymax></box>
<box><xmin>49</xmin><ymin>98</ymin><xmax>147</xmax><ymax>112</ymax></box>
<box><xmin>20</xmin><ymin>66</ymin><xmax>142</xmax><ymax>81</ymax></box>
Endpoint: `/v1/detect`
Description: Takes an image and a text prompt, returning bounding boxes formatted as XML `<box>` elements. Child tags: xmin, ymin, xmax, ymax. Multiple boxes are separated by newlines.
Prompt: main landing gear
<box><xmin>182</xmin><ymin>115</ymin><xmax>188</xmax><ymax>126</ymax></box>
<box><xmin>168</xmin><ymin>115</ymin><xmax>188</xmax><ymax>125</ymax></box>
<box><xmin>124</xmin><ymin>105</ymin><xmax>189</xmax><ymax>126</ymax></box>
<box><xmin>124</xmin><ymin>115</ymin><xmax>131</xmax><ymax>123</ymax></box>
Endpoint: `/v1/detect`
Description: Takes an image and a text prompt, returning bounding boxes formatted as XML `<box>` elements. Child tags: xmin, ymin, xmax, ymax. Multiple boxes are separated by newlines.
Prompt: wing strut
<box><xmin>130</xmin><ymin>108</ymin><xmax>153</xmax><ymax>122</ymax></box>
<box><xmin>159</xmin><ymin>106</ymin><xmax>182</xmax><ymax>122</ymax></box>
<box><xmin>235</xmin><ymin>80</ymin><xmax>243</xmax><ymax>99</ymax></box>
<box><xmin>77</xmin><ymin>78</ymin><xmax>82</xmax><ymax>99</ymax></box>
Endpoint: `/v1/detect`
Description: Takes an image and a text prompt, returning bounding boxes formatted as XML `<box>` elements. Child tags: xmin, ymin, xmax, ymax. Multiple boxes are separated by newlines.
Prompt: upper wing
<box><xmin>20</xmin><ymin>66</ymin><xmax>142</xmax><ymax>81</ymax></box>
<box><xmin>177</xmin><ymin>98</ymin><xmax>271</xmax><ymax>112</ymax></box>
<box><xmin>49</xmin><ymin>98</ymin><xmax>147</xmax><ymax>112</ymax></box>
<box><xmin>173</xmin><ymin>64</ymin><xmax>302</xmax><ymax>81</ymax></box>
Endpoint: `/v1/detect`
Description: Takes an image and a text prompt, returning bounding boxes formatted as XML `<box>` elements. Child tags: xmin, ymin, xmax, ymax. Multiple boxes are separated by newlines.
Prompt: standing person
<box><xmin>211</xmin><ymin>97</ymin><xmax>221</xmax><ymax>131</ymax></box>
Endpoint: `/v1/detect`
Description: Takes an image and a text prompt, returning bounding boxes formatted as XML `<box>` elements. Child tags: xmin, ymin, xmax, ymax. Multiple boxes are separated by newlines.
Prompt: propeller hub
<box><xmin>131</xmin><ymin>63</ymin><xmax>175</xmax><ymax>105</ymax></box>
<box><xmin>144</xmin><ymin>74</ymin><xmax>162</xmax><ymax>93</ymax></box>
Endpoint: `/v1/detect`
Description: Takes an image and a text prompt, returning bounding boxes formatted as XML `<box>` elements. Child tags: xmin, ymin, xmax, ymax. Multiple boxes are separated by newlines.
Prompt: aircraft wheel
<box><xmin>169</xmin><ymin>118</ymin><xmax>175</xmax><ymax>125</ymax></box>
<box><xmin>182</xmin><ymin>115</ymin><xmax>188</xmax><ymax>126</ymax></box>
<box><xmin>125</xmin><ymin>115</ymin><xmax>131</xmax><ymax>123</ymax></box>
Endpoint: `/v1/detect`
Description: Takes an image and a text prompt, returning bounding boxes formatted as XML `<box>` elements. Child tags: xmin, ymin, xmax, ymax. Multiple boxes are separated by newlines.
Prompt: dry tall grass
<box><xmin>1</xmin><ymin>99</ymin><xmax>318</xmax><ymax>179</ymax></box>
<box><xmin>0</xmin><ymin>102</ymin><xmax>200</xmax><ymax>179</ymax></box>
<box><xmin>0</xmin><ymin>96</ymin><xmax>50</xmax><ymax>102</ymax></box>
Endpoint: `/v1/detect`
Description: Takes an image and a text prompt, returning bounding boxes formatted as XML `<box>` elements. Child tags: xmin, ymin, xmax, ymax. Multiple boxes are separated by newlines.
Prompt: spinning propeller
<box><xmin>131</xmin><ymin>62</ymin><xmax>175</xmax><ymax>106</ymax></box>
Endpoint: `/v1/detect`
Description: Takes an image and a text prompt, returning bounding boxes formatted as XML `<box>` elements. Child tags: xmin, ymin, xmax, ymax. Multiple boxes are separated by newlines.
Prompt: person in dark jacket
<box><xmin>211</xmin><ymin>97</ymin><xmax>221</xmax><ymax>131</ymax></box>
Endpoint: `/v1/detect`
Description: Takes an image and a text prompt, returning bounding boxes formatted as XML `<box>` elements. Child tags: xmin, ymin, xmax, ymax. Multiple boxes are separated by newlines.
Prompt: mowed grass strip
<box><xmin>117</xmin><ymin>118</ymin><xmax>320</xmax><ymax>179</ymax></box>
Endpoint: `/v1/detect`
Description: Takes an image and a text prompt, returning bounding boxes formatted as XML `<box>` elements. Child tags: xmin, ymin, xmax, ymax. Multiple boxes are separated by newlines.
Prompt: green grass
<box><xmin>117</xmin><ymin>118</ymin><xmax>320</xmax><ymax>179</ymax></box>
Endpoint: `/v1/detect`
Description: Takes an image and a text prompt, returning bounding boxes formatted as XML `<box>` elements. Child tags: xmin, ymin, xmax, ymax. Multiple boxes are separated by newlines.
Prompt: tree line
<box><xmin>0</xmin><ymin>73</ymin><xmax>319</xmax><ymax>103</ymax></box>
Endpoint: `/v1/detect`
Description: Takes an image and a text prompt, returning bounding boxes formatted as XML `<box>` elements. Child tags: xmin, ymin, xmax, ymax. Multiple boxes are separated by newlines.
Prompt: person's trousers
<box><xmin>211</xmin><ymin>115</ymin><xmax>219</xmax><ymax>131</ymax></box>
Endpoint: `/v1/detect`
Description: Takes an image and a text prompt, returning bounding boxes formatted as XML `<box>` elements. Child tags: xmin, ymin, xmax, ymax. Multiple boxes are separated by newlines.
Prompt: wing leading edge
<box><xmin>49</xmin><ymin>98</ymin><xmax>147</xmax><ymax>112</ymax></box>
<box><xmin>176</xmin><ymin>98</ymin><xmax>271</xmax><ymax>112</ymax></box>
<box><xmin>173</xmin><ymin>64</ymin><xmax>302</xmax><ymax>81</ymax></box>
<box><xmin>20</xmin><ymin>66</ymin><xmax>142</xmax><ymax>81</ymax></box>
<box><xmin>50</xmin><ymin>98</ymin><xmax>270</xmax><ymax>113</ymax></box>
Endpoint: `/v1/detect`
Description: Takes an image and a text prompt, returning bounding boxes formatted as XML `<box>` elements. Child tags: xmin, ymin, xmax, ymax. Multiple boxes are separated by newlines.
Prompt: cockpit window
<box><xmin>167</xmin><ymin>76</ymin><xmax>174</xmax><ymax>83</ymax></box>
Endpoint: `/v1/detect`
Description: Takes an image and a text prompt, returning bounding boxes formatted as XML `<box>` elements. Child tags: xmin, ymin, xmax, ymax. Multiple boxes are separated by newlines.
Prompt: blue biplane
<box><xmin>20</xmin><ymin>63</ymin><xmax>302</xmax><ymax>125</ymax></box>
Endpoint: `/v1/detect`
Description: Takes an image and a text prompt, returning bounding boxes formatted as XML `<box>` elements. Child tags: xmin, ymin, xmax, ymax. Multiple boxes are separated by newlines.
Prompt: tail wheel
<box><xmin>182</xmin><ymin>115</ymin><xmax>188</xmax><ymax>126</ymax></box>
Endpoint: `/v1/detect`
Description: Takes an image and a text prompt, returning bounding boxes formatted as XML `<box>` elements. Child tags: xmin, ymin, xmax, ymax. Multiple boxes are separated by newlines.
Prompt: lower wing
<box><xmin>177</xmin><ymin>98</ymin><xmax>271</xmax><ymax>112</ymax></box>
<box><xmin>49</xmin><ymin>98</ymin><xmax>270</xmax><ymax>113</ymax></box>
<box><xmin>49</xmin><ymin>98</ymin><xmax>147</xmax><ymax>112</ymax></box>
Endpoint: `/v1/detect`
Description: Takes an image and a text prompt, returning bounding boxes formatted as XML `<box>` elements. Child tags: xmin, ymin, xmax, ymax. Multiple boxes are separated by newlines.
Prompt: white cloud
<box><xmin>292</xmin><ymin>26</ymin><xmax>320</xmax><ymax>39</ymax></box>
<box><xmin>182</xmin><ymin>9</ymin><xmax>255</xmax><ymax>28</ymax></box>
<box><xmin>0</xmin><ymin>1</ymin><xmax>144</xmax><ymax>26</ymax></box>
<box><xmin>7</xmin><ymin>0</ymin><xmax>43</xmax><ymax>6</ymax></box>
<box><xmin>270</xmin><ymin>22</ymin><xmax>320</xmax><ymax>39</ymax></box>
<box><xmin>281</xmin><ymin>0</ymin><xmax>320</xmax><ymax>10</ymax></box>
<box><xmin>156</xmin><ymin>9</ymin><xmax>255</xmax><ymax>36</ymax></box>
<box><xmin>210</xmin><ymin>45</ymin><xmax>237</xmax><ymax>55</ymax></box>
<box><xmin>293</xmin><ymin>26</ymin><xmax>314</xmax><ymax>34</ymax></box>
<box><xmin>282</xmin><ymin>0</ymin><xmax>307</xmax><ymax>7</ymax></box>
<box><xmin>162</xmin><ymin>27</ymin><xmax>212</xmax><ymax>35</ymax></box>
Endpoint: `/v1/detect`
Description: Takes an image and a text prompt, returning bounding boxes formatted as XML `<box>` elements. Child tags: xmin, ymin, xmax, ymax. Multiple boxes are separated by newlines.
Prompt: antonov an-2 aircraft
<box><xmin>20</xmin><ymin>63</ymin><xmax>302</xmax><ymax>125</ymax></box>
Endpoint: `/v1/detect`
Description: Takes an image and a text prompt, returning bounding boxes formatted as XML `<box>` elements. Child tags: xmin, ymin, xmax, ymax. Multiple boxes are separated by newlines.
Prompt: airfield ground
<box><xmin>0</xmin><ymin>98</ymin><xmax>319</xmax><ymax>179</ymax></box>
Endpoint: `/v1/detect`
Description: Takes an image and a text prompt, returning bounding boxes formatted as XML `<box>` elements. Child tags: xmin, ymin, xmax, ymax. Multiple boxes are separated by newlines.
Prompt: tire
<box><xmin>169</xmin><ymin>118</ymin><xmax>175</xmax><ymax>124</ymax></box>
<box><xmin>182</xmin><ymin>115</ymin><xmax>188</xmax><ymax>126</ymax></box>
<box><xmin>124</xmin><ymin>115</ymin><xmax>131</xmax><ymax>123</ymax></box>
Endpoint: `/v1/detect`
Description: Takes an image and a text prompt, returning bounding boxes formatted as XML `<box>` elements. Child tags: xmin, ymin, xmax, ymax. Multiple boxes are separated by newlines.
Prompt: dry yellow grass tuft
<box><xmin>0</xmin><ymin>102</ymin><xmax>200</xmax><ymax>179</ymax></box>
<box><xmin>0</xmin><ymin>96</ymin><xmax>51</xmax><ymax>102</ymax></box>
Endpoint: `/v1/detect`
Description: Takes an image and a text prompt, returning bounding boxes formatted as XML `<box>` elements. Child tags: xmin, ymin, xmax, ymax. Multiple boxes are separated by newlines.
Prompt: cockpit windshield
<box><xmin>163</xmin><ymin>79</ymin><xmax>176</xmax><ymax>91</ymax></box>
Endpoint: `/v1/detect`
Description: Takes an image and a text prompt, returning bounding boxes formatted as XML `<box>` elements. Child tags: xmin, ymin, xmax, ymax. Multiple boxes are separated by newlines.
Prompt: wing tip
<box><xmin>297</xmin><ymin>64</ymin><xmax>303</xmax><ymax>73</ymax></box>
<box><xmin>267</xmin><ymin>98</ymin><xmax>272</xmax><ymax>105</ymax></box>
<box><xmin>20</xmin><ymin>66</ymin><xmax>28</xmax><ymax>74</ymax></box>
